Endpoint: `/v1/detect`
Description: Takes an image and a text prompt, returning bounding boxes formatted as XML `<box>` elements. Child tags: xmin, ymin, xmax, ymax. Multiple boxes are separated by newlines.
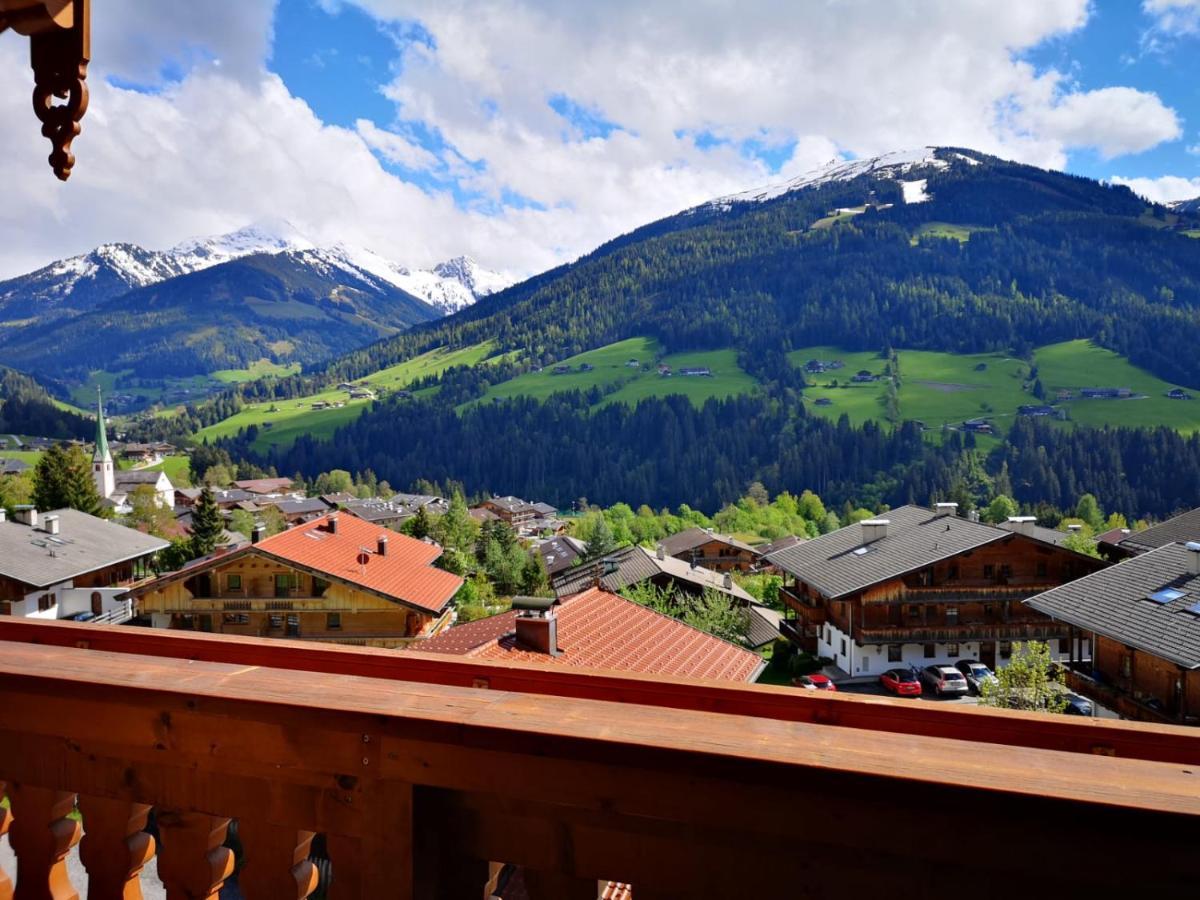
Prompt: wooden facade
<box><xmin>0</xmin><ymin>617</ymin><xmax>1197</xmax><ymax>898</ymax></box>
<box><xmin>784</xmin><ymin>534</ymin><xmax>1107</xmax><ymax>667</ymax></box>
<box><xmin>1067</xmin><ymin>635</ymin><xmax>1200</xmax><ymax>726</ymax></box>
<box><xmin>133</xmin><ymin>551</ymin><xmax>449</xmax><ymax>648</ymax></box>
<box><xmin>668</xmin><ymin>537</ymin><xmax>756</xmax><ymax>573</ymax></box>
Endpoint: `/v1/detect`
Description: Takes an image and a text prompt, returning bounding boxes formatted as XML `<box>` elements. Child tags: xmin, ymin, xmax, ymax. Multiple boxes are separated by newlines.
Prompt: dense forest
<box><xmin>0</xmin><ymin>369</ymin><xmax>92</xmax><ymax>440</ymax></box>
<box><xmin>203</xmin><ymin>389</ymin><xmax>1200</xmax><ymax>522</ymax></box>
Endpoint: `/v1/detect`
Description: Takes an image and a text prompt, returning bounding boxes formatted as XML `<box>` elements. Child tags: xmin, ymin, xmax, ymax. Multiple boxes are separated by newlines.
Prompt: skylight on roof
<box><xmin>852</xmin><ymin>546</ymin><xmax>870</xmax><ymax>556</ymax></box>
<box><xmin>1185</xmin><ymin>601</ymin><xmax>1200</xmax><ymax>617</ymax></box>
<box><xmin>1147</xmin><ymin>587</ymin><xmax>1186</xmax><ymax>605</ymax></box>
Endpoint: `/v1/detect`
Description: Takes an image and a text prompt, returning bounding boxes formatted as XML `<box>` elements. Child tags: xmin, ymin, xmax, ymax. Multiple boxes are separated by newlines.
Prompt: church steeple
<box><xmin>93</xmin><ymin>388</ymin><xmax>114</xmax><ymax>500</ymax></box>
<box><xmin>94</xmin><ymin>387</ymin><xmax>110</xmax><ymax>462</ymax></box>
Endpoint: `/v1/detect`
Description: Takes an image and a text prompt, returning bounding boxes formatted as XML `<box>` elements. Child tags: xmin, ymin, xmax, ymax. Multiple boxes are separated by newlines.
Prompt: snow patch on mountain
<box><xmin>900</xmin><ymin>179</ymin><xmax>930</xmax><ymax>204</ymax></box>
<box><xmin>0</xmin><ymin>219</ymin><xmax>510</xmax><ymax>321</ymax></box>
<box><xmin>708</xmin><ymin>146</ymin><xmax>953</xmax><ymax>208</ymax></box>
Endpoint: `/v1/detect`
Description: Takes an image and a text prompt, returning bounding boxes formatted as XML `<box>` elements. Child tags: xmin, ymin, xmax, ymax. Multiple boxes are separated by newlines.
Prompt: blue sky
<box><xmin>1</xmin><ymin>0</ymin><xmax>1199</xmax><ymax>279</ymax></box>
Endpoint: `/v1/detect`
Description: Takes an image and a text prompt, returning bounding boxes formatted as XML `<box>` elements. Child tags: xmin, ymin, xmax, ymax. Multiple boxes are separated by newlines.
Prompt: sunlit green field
<box><xmin>471</xmin><ymin>338</ymin><xmax>759</xmax><ymax>410</ymax></box>
<box><xmin>196</xmin><ymin>342</ymin><xmax>501</xmax><ymax>451</ymax></box>
<box><xmin>792</xmin><ymin>340</ymin><xmax>1200</xmax><ymax>434</ymax></box>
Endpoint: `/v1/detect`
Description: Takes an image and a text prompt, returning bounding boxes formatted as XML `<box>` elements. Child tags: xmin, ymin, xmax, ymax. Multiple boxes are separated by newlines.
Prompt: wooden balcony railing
<box><xmin>0</xmin><ymin>618</ymin><xmax>1197</xmax><ymax>898</ymax></box>
<box><xmin>858</xmin><ymin>621</ymin><xmax>1066</xmax><ymax>644</ymax></box>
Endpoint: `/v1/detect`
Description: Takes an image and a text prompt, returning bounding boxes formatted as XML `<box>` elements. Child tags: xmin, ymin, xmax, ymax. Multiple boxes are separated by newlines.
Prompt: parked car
<box><xmin>1062</xmin><ymin>692</ymin><xmax>1094</xmax><ymax>716</ymax></box>
<box><xmin>880</xmin><ymin>668</ymin><xmax>922</xmax><ymax>696</ymax></box>
<box><xmin>920</xmin><ymin>665</ymin><xmax>969</xmax><ymax>697</ymax></box>
<box><xmin>795</xmin><ymin>674</ymin><xmax>838</xmax><ymax>692</ymax></box>
<box><xmin>954</xmin><ymin>660</ymin><xmax>997</xmax><ymax>693</ymax></box>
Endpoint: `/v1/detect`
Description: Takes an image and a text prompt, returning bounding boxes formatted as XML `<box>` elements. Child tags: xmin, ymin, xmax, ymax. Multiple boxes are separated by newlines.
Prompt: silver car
<box><xmin>954</xmin><ymin>660</ymin><xmax>998</xmax><ymax>693</ymax></box>
<box><xmin>920</xmin><ymin>664</ymin><xmax>970</xmax><ymax>697</ymax></box>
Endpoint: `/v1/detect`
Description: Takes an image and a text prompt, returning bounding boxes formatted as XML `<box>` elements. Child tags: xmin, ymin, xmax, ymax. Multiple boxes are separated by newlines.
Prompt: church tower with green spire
<box><xmin>93</xmin><ymin>388</ymin><xmax>114</xmax><ymax>500</ymax></box>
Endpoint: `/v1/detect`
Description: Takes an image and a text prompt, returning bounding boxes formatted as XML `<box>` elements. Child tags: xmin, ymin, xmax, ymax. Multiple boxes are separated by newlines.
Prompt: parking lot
<box><xmin>836</xmin><ymin>679</ymin><xmax>980</xmax><ymax>706</ymax></box>
<box><xmin>833</xmin><ymin>677</ymin><xmax>1120</xmax><ymax>717</ymax></box>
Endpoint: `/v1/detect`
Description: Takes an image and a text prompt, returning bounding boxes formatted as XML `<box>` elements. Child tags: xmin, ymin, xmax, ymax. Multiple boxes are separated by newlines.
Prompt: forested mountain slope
<box><xmin>301</xmin><ymin>147</ymin><xmax>1200</xmax><ymax>393</ymax></box>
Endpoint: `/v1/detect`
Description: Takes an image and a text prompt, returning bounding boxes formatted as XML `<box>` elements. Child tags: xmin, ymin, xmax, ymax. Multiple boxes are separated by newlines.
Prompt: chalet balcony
<box><xmin>0</xmin><ymin>618</ymin><xmax>1197</xmax><ymax>898</ymax></box>
<box><xmin>858</xmin><ymin>620</ymin><xmax>1067</xmax><ymax>644</ymax></box>
<box><xmin>866</xmin><ymin>583</ymin><xmax>1061</xmax><ymax>604</ymax></box>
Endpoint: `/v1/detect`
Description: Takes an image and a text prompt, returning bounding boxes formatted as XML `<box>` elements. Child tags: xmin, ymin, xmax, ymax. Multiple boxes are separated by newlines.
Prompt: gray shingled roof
<box><xmin>1120</xmin><ymin>507</ymin><xmax>1200</xmax><ymax>554</ymax></box>
<box><xmin>999</xmin><ymin>521</ymin><xmax>1067</xmax><ymax>546</ymax></box>
<box><xmin>550</xmin><ymin>545</ymin><xmax>755</xmax><ymax>603</ymax></box>
<box><xmin>1024</xmin><ymin>543</ymin><xmax>1200</xmax><ymax>668</ymax></box>
<box><xmin>0</xmin><ymin>509</ymin><xmax>169</xmax><ymax>588</ymax></box>
<box><xmin>764</xmin><ymin>505</ymin><xmax>1006</xmax><ymax>599</ymax></box>
<box><xmin>551</xmin><ymin>545</ymin><xmax>661</xmax><ymax>596</ymax></box>
<box><xmin>114</xmin><ymin>470</ymin><xmax>169</xmax><ymax>486</ymax></box>
<box><xmin>746</xmin><ymin>605</ymin><xmax>783</xmax><ymax>648</ymax></box>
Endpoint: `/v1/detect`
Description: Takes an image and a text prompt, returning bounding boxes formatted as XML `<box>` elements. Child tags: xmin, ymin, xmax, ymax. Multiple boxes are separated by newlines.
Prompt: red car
<box><xmin>879</xmin><ymin>668</ymin><xmax>922</xmax><ymax>696</ymax></box>
<box><xmin>795</xmin><ymin>674</ymin><xmax>838</xmax><ymax>691</ymax></box>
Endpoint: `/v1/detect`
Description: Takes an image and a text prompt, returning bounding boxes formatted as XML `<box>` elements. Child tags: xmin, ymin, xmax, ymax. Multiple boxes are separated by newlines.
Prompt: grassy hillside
<box><xmin>470</xmin><ymin>338</ymin><xmax>759</xmax><ymax>409</ymax></box>
<box><xmin>793</xmin><ymin>340</ymin><xmax>1200</xmax><ymax>434</ymax></box>
<box><xmin>197</xmin><ymin>342</ymin><xmax>500</xmax><ymax>451</ymax></box>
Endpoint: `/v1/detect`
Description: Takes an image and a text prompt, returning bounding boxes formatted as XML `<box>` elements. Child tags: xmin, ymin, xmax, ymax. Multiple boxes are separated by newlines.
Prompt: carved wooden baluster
<box><xmin>235</xmin><ymin>823</ymin><xmax>317</xmax><ymax>900</ymax></box>
<box><xmin>0</xmin><ymin>782</ymin><xmax>13</xmax><ymax>900</ymax></box>
<box><xmin>6</xmin><ymin>784</ymin><xmax>81</xmax><ymax>900</ymax></box>
<box><xmin>154</xmin><ymin>811</ymin><xmax>233</xmax><ymax>900</ymax></box>
<box><xmin>76</xmin><ymin>797</ymin><xmax>155</xmax><ymax>900</ymax></box>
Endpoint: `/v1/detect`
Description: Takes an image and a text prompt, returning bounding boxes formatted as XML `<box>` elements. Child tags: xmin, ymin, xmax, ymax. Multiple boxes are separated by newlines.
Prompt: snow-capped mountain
<box><xmin>705</xmin><ymin>146</ymin><xmax>980</xmax><ymax>209</ymax></box>
<box><xmin>0</xmin><ymin>221</ymin><xmax>510</xmax><ymax>324</ymax></box>
<box><xmin>1171</xmin><ymin>196</ymin><xmax>1200</xmax><ymax>215</ymax></box>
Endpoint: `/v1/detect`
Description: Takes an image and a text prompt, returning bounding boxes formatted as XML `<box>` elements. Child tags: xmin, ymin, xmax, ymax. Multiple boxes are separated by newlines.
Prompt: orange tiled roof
<box><xmin>255</xmin><ymin>513</ymin><xmax>462</xmax><ymax>614</ymax></box>
<box><xmin>418</xmin><ymin>587</ymin><xmax>763</xmax><ymax>682</ymax></box>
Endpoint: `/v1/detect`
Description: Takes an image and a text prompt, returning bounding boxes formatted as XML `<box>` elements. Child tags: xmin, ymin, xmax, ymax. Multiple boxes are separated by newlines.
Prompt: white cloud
<box><xmin>94</xmin><ymin>0</ymin><xmax>277</xmax><ymax>85</ymax></box>
<box><xmin>1023</xmin><ymin>86</ymin><xmax>1181</xmax><ymax>159</ymax></box>
<box><xmin>1142</xmin><ymin>0</ymin><xmax>1200</xmax><ymax>37</ymax></box>
<box><xmin>1110</xmin><ymin>174</ymin><xmax>1200</xmax><ymax>204</ymax></box>
<box><xmin>0</xmin><ymin>0</ymin><xmax>1191</xmax><ymax>283</ymax></box>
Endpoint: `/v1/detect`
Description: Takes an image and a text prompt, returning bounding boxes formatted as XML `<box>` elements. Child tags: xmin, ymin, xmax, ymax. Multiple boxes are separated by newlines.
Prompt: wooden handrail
<box><xmin>0</xmin><ymin>617</ymin><xmax>1196</xmax><ymax>766</ymax></box>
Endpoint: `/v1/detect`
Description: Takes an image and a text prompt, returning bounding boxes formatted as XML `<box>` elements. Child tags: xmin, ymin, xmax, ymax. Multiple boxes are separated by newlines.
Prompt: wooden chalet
<box><xmin>658</xmin><ymin>526</ymin><xmax>758</xmax><ymax>573</ymax></box>
<box><xmin>765</xmin><ymin>504</ymin><xmax>1107</xmax><ymax>674</ymax></box>
<box><xmin>126</xmin><ymin>512</ymin><xmax>461</xmax><ymax>648</ymax></box>
<box><xmin>479</xmin><ymin>495</ymin><xmax>538</xmax><ymax>527</ymax></box>
<box><xmin>1026</xmin><ymin>541</ymin><xmax>1200</xmax><ymax>725</ymax></box>
<box><xmin>0</xmin><ymin>505</ymin><xmax>167</xmax><ymax>624</ymax></box>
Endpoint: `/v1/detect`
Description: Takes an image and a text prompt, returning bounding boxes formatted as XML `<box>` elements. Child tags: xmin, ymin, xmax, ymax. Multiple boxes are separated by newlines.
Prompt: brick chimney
<box><xmin>327</xmin><ymin>513</ymin><xmax>339</xmax><ymax>535</ymax></box>
<box><xmin>378</xmin><ymin>534</ymin><xmax>389</xmax><ymax>557</ymax></box>
<box><xmin>860</xmin><ymin>519</ymin><xmax>890</xmax><ymax>542</ymax></box>
<box><xmin>656</xmin><ymin>543</ymin><xmax>665</xmax><ymax>560</ymax></box>
<box><xmin>12</xmin><ymin>506</ymin><xmax>37</xmax><ymax>528</ymax></box>
<box><xmin>42</xmin><ymin>515</ymin><xmax>59</xmax><ymax>536</ymax></box>
<box><xmin>935</xmin><ymin>502</ymin><xmax>959</xmax><ymax>517</ymax></box>
<box><xmin>513</xmin><ymin>596</ymin><xmax>559</xmax><ymax>656</ymax></box>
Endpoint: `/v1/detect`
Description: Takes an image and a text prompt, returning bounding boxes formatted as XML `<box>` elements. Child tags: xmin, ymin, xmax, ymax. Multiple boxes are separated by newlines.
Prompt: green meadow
<box><xmin>792</xmin><ymin>340</ymin><xmax>1200</xmax><ymax>434</ymax></box>
<box><xmin>196</xmin><ymin>342</ymin><xmax>502</xmax><ymax>451</ymax></box>
<box><xmin>470</xmin><ymin>338</ymin><xmax>759</xmax><ymax>410</ymax></box>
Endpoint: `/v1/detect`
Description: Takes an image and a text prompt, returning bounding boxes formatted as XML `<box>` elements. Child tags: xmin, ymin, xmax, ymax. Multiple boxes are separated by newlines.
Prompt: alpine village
<box><xmin>1</xmin><ymin>2</ymin><xmax>1199</xmax><ymax>898</ymax></box>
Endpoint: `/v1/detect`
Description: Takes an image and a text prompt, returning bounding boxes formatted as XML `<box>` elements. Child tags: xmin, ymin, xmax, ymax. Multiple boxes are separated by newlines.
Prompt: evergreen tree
<box><xmin>33</xmin><ymin>444</ymin><xmax>103</xmax><ymax>516</ymax></box>
<box><xmin>409</xmin><ymin>504</ymin><xmax>432</xmax><ymax>539</ymax></box>
<box><xmin>584</xmin><ymin>516</ymin><xmax>618</xmax><ymax>561</ymax></box>
<box><xmin>189</xmin><ymin>486</ymin><xmax>224</xmax><ymax>558</ymax></box>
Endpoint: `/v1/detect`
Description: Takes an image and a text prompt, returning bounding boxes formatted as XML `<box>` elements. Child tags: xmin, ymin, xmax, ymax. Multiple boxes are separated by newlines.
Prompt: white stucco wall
<box><xmin>817</xmin><ymin>622</ymin><xmax>1089</xmax><ymax>676</ymax></box>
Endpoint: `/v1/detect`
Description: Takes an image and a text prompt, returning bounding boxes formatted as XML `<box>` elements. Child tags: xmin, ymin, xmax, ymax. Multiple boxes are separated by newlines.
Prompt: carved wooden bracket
<box><xmin>0</xmin><ymin>0</ymin><xmax>90</xmax><ymax>180</ymax></box>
